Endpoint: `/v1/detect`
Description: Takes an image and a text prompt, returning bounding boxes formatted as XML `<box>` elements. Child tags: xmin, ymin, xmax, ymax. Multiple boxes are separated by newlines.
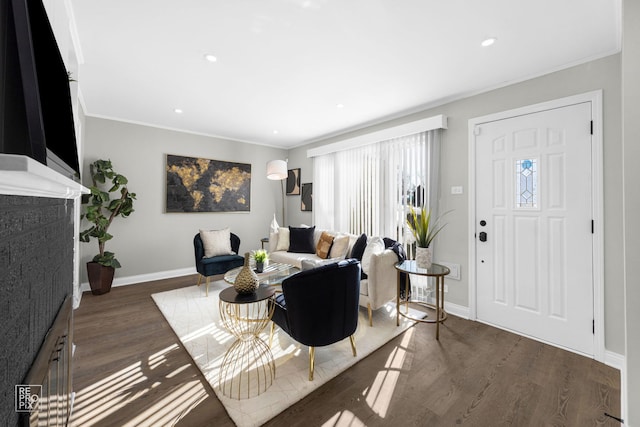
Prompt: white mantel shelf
<box><xmin>0</xmin><ymin>154</ymin><xmax>88</xmax><ymax>199</ymax></box>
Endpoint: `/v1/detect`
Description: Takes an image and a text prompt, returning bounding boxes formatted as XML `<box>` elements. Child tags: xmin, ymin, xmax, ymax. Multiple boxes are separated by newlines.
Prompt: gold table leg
<box><xmin>218</xmin><ymin>299</ymin><xmax>276</xmax><ymax>399</ymax></box>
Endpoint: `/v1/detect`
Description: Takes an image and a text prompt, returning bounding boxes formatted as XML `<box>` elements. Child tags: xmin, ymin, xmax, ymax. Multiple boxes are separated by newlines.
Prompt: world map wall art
<box><xmin>165</xmin><ymin>154</ymin><xmax>251</xmax><ymax>213</ymax></box>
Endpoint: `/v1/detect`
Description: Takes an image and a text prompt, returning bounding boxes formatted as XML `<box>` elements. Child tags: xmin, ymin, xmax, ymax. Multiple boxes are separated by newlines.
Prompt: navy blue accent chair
<box><xmin>194</xmin><ymin>232</ymin><xmax>244</xmax><ymax>296</ymax></box>
<box><xmin>269</xmin><ymin>259</ymin><xmax>361</xmax><ymax>380</ymax></box>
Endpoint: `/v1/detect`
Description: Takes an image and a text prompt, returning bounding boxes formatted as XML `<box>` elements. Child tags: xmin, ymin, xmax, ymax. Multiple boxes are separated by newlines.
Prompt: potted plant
<box><xmin>252</xmin><ymin>249</ymin><xmax>268</xmax><ymax>273</ymax></box>
<box><xmin>80</xmin><ymin>159</ymin><xmax>136</xmax><ymax>295</ymax></box>
<box><xmin>406</xmin><ymin>206</ymin><xmax>449</xmax><ymax>269</ymax></box>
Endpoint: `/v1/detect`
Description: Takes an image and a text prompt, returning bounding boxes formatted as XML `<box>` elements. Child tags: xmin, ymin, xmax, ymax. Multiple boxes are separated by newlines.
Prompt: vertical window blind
<box><xmin>313</xmin><ymin>129</ymin><xmax>441</xmax><ymax>245</ymax></box>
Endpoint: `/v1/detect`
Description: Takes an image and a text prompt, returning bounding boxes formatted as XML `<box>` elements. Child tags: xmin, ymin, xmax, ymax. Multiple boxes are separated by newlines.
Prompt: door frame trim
<box><xmin>468</xmin><ymin>90</ymin><xmax>604</xmax><ymax>361</ymax></box>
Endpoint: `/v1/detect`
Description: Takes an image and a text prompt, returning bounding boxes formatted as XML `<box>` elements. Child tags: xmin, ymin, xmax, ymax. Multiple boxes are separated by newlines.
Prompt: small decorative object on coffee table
<box><xmin>233</xmin><ymin>252</ymin><xmax>259</xmax><ymax>294</ymax></box>
<box><xmin>252</xmin><ymin>249</ymin><xmax>268</xmax><ymax>273</ymax></box>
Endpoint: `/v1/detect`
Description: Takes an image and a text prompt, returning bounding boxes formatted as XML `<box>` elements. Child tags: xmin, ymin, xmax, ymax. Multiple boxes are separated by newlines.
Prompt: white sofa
<box><xmin>268</xmin><ymin>227</ymin><xmax>398</xmax><ymax>326</ymax></box>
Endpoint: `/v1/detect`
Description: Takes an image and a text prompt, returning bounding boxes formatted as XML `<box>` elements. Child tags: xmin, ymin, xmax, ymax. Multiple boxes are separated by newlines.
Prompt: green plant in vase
<box><xmin>252</xmin><ymin>249</ymin><xmax>268</xmax><ymax>273</ymax></box>
<box><xmin>406</xmin><ymin>206</ymin><xmax>450</xmax><ymax>268</ymax></box>
<box><xmin>80</xmin><ymin>159</ymin><xmax>136</xmax><ymax>294</ymax></box>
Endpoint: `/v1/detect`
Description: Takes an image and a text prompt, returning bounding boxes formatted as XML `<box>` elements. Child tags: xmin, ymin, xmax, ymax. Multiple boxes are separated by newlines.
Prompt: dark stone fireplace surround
<box><xmin>0</xmin><ymin>154</ymin><xmax>87</xmax><ymax>426</ymax></box>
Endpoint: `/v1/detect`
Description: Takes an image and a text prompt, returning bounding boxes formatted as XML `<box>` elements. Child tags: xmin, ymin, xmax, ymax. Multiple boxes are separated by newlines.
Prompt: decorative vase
<box><xmin>234</xmin><ymin>252</ymin><xmax>259</xmax><ymax>294</ymax></box>
<box><xmin>256</xmin><ymin>261</ymin><xmax>264</xmax><ymax>273</ymax></box>
<box><xmin>415</xmin><ymin>247</ymin><xmax>432</xmax><ymax>269</ymax></box>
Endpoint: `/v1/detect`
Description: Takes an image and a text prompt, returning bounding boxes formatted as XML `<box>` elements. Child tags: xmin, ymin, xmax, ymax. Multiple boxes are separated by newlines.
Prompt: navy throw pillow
<box><xmin>288</xmin><ymin>226</ymin><xmax>316</xmax><ymax>253</ymax></box>
<box><xmin>350</xmin><ymin>233</ymin><xmax>368</xmax><ymax>260</ymax></box>
<box><xmin>383</xmin><ymin>237</ymin><xmax>407</xmax><ymax>262</ymax></box>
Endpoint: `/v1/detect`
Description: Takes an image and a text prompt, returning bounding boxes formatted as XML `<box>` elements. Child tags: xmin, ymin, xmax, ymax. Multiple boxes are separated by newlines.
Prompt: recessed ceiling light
<box><xmin>273</xmin><ymin>130</ymin><xmax>279</xmax><ymax>134</ymax></box>
<box><xmin>481</xmin><ymin>37</ymin><xmax>497</xmax><ymax>47</ymax></box>
<box><xmin>336</xmin><ymin>103</ymin><xmax>345</xmax><ymax>109</ymax></box>
<box><xmin>204</xmin><ymin>54</ymin><xmax>217</xmax><ymax>62</ymax></box>
<box><xmin>174</xmin><ymin>108</ymin><xmax>183</xmax><ymax>114</ymax></box>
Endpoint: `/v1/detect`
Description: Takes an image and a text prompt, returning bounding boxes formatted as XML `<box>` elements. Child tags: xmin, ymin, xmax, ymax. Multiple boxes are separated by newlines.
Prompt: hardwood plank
<box><xmin>71</xmin><ymin>275</ymin><xmax>621</xmax><ymax>426</ymax></box>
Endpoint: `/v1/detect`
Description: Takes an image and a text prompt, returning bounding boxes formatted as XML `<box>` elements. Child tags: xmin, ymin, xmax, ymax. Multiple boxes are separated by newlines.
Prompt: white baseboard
<box><xmin>80</xmin><ymin>267</ymin><xmax>196</xmax><ymax>293</ymax></box>
<box><xmin>602</xmin><ymin>350</ymin><xmax>626</xmax><ymax>425</ymax></box>
<box><xmin>444</xmin><ymin>301</ymin><xmax>470</xmax><ymax>319</ymax></box>
<box><xmin>604</xmin><ymin>350</ymin><xmax>625</xmax><ymax>371</ymax></box>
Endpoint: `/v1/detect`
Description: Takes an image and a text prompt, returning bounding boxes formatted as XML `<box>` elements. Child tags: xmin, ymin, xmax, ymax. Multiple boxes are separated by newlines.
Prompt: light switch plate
<box><xmin>451</xmin><ymin>186</ymin><xmax>463</xmax><ymax>194</ymax></box>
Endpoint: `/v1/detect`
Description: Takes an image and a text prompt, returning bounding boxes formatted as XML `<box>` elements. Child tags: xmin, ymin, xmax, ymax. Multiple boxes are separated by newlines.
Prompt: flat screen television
<box><xmin>0</xmin><ymin>0</ymin><xmax>80</xmax><ymax>178</ymax></box>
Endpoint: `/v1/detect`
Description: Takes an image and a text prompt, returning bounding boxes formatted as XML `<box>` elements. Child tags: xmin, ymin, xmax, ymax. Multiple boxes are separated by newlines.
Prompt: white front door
<box><xmin>475</xmin><ymin>102</ymin><xmax>594</xmax><ymax>356</ymax></box>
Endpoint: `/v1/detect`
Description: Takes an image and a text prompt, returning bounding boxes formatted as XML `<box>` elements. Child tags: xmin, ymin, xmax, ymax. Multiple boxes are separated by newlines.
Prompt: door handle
<box><xmin>479</xmin><ymin>231</ymin><xmax>487</xmax><ymax>242</ymax></box>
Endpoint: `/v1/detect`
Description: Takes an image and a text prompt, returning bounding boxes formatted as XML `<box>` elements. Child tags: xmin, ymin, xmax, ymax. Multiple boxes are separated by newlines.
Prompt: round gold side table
<box><xmin>218</xmin><ymin>286</ymin><xmax>276</xmax><ymax>399</ymax></box>
<box><xmin>394</xmin><ymin>261</ymin><xmax>450</xmax><ymax>340</ymax></box>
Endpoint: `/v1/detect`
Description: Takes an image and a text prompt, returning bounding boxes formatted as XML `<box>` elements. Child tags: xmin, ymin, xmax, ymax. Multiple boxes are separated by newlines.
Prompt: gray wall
<box><xmin>284</xmin><ymin>148</ymin><xmax>314</xmax><ymax>226</ymax></box>
<box><xmin>288</xmin><ymin>54</ymin><xmax>624</xmax><ymax>354</ymax></box>
<box><xmin>622</xmin><ymin>0</ymin><xmax>639</xmax><ymax>423</ymax></box>
<box><xmin>80</xmin><ymin>118</ymin><xmax>287</xmax><ymax>282</ymax></box>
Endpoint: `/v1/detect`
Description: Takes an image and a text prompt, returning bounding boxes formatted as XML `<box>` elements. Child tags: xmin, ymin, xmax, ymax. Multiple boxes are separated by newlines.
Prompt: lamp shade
<box><xmin>266</xmin><ymin>160</ymin><xmax>287</xmax><ymax>180</ymax></box>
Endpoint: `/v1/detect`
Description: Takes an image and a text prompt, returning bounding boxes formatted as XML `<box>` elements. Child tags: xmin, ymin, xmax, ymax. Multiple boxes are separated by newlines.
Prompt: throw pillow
<box><xmin>316</xmin><ymin>231</ymin><xmax>335</xmax><ymax>259</ymax></box>
<box><xmin>329</xmin><ymin>234</ymin><xmax>350</xmax><ymax>259</ymax></box>
<box><xmin>275</xmin><ymin>227</ymin><xmax>290</xmax><ymax>251</ymax></box>
<box><xmin>350</xmin><ymin>233</ymin><xmax>368</xmax><ymax>260</ymax></box>
<box><xmin>288</xmin><ymin>226</ymin><xmax>316</xmax><ymax>253</ymax></box>
<box><xmin>301</xmin><ymin>258</ymin><xmax>337</xmax><ymax>271</ymax></box>
<box><xmin>199</xmin><ymin>228</ymin><xmax>233</xmax><ymax>258</ymax></box>
<box><xmin>383</xmin><ymin>237</ymin><xmax>407</xmax><ymax>262</ymax></box>
<box><xmin>361</xmin><ymin>236</ymin><xmax>385</xmax><ymax>275</ymax></box>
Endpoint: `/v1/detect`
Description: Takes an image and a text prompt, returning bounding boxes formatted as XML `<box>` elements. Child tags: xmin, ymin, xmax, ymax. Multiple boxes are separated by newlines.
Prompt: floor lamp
<box><xmin>266</xmin><ymin>160</ymin><xmax>287</xmax><ymax>225</ymax></box>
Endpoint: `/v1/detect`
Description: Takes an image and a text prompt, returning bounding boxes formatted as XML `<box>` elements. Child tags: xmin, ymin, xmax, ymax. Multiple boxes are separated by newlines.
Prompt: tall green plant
<box><xmin>406</xmin><ymin>206</ymin><xmax>450</xmax><ymax>248</ymax></box>
<box><xmin>80</xmin><ymin>159</ymin><xmax>136</xmax><ymax>268</ymax></box>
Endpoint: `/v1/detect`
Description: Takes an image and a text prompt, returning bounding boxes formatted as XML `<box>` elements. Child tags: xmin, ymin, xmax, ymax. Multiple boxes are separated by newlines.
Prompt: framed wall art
<box><xmin>165</xmin><ymin>154</ymin><xmax>251</xmax><ymax>212</ymax></box>
<box><xmin>301</xmin><ymin>183</ymin><xmax>312</xmax><ymax>211</ymax></box>
<box><xmin>286</xmin><ymin>168</ymin><xmax>300</xmax><ymax>195</ymax></box>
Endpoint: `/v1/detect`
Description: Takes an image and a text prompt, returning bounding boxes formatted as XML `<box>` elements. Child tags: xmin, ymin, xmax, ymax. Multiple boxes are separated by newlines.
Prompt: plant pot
<box><xmin>415</xmin><ymin>247</ymin><xmax>432</xmax><ymax>269</ymax></box>
<box><xmin>87</xmin><ymin>262</ymin><xmax>115</xmax><ymax>295</ymax></box>
<box><xmin>256</xmin><ymin>261</ymin><xmax>264</xmax><ymax>273</ymax></box>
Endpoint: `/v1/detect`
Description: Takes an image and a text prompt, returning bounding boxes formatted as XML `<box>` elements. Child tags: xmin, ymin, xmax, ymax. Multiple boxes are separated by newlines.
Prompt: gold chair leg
<box><xmin>196</xmin><ymin>274</ymin><xmax>203</xmax><ymax>287</ymax></box>
<box><xmin>368</xmin><ymin>303</ymin><xmax>373</xmax><ymax>327</ymax></box>
<box><xmin>349</xmin><ymin>335</ymin><xmax>357</xmax><ymax>357</ymax></box>
<box><xmin>309</xmin><ymin>347</ymin><xmax>315</xmax><ymax>381</ymax></box>
<box><xmin>269</xmin><ymin>322</ymin><xmax>275</xmax><ymax>348</ymax></box>
<box><xmin>205</xmin><ymin>276</ymin><xmax>210</xmax><ymax>297</ymax></box>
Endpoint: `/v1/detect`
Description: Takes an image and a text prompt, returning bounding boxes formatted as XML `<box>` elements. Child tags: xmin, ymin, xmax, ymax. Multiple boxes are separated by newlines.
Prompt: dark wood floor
<box><xmin>71</xmin><ymin>275</ymin><xmax>621</xmax><ymax>427</ymax></box>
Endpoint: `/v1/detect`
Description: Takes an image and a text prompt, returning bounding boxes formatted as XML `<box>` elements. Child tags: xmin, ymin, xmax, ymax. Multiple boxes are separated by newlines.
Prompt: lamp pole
<box><xmin>280</xmin><ymin>178</ymin><xmax>286</xmax><ymax>226</ymax></box>
<box><xmin>266</xmin><ymin>159</ymin><xmax>288</xmax><ymax>226</ymax></box>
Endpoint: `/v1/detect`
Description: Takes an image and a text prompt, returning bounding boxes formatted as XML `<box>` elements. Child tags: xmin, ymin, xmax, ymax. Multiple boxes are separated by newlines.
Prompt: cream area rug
<box><xmin>151</xmin><ymin>281</ymin><xmax>424</xmax><ymax>427</ymax></box>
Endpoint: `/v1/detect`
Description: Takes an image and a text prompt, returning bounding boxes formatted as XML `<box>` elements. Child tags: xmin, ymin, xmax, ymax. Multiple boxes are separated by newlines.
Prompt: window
<box><xmin>515</xmin><ymin>158</ymin><xmax>538</xmax><ymax>208</ymax></box>
<box><xmin>312</xmin><ymin>129</ymin><xmax>441</xmax><ymax>244</ymax></box>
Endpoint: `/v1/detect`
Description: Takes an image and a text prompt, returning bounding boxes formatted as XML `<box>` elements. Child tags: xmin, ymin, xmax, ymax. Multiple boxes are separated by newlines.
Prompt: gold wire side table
<box><xmin>395</xmin><ymin>261</ymin><xmax>450</xmax><ymax>340</ymax></box>
<box><xmin>218</xmin><ymin>286</ymin><xmax>276</xmax><ymax>399</ymax></box>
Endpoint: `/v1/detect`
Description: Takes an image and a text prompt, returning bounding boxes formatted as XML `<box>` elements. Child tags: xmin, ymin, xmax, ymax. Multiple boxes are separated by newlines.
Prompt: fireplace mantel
<box><xmin>0</xmin><ymin>154</ymin><xmax>88</xmax><ymax>199</ymax></box>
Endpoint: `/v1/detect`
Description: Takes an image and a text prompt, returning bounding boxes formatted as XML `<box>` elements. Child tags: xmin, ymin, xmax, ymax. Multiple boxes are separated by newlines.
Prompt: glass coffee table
<box><xmin>224</xmin><ymin>262</ymin><xmax>300</xmax><ymax>287</ymax></box>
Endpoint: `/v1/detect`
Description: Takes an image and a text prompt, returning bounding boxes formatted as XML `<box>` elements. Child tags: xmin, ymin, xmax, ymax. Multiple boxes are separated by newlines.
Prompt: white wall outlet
<box><xmin>451</xmin><ymin>186</ymin><xmax>463</xmax><ymax>194</ymax></box>
<box><xmin>438</xmin><ymin>261</ymin><xmax>461</xmax><ymax>280</ymax></box>
<box><xmin>444</xmin><ymin>284</ymin><xmax>449</xmax><ymax>293</ymax></box>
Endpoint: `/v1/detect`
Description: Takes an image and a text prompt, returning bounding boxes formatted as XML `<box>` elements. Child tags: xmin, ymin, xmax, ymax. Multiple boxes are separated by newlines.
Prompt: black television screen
<box><xmin>0</xmin><ymin>0</ymin><xmax>79</xmax><ymax>177</ymax></box>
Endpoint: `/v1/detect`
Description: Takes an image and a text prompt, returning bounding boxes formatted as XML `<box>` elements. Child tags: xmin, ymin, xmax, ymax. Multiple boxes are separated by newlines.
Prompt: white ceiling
<box><xmin>69</xmin><ymin>0</ymin><xmax>620</xmax><ymax>148</ymax></box>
